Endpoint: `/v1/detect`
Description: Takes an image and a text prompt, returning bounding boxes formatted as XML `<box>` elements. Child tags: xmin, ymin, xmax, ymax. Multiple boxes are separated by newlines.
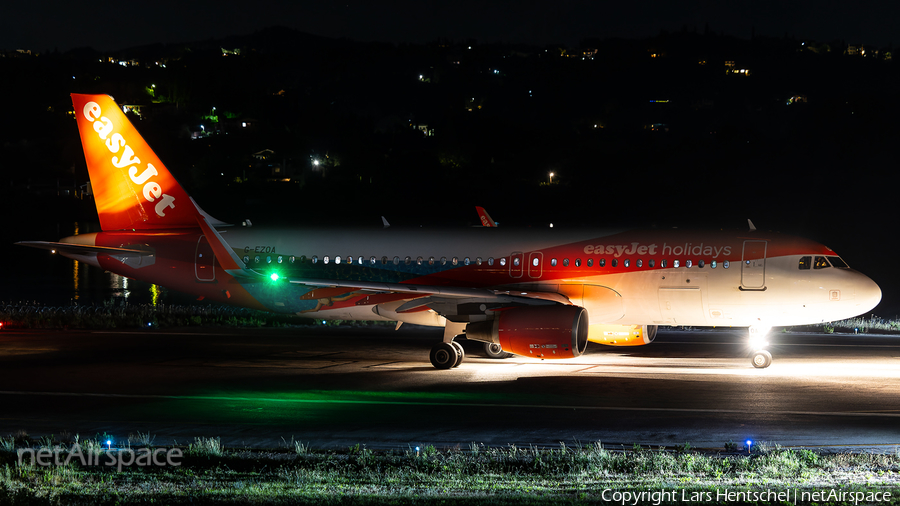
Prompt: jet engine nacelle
<box><xmin>587</xmin><ymin>324</ymin><xmax>658</xmax><ymax>346</ymax></box>
<box><xmin>465</xmin><ymin>305</ymin><xmax>589</xmax><ymax>359</ymax></box>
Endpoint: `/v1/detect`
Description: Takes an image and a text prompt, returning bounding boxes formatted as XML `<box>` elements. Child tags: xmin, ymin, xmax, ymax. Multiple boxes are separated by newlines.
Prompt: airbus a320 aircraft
<box><xmin>18</xmin><ymin>94</ymin><xmax>882</xmax><ymax>369</ymax></box>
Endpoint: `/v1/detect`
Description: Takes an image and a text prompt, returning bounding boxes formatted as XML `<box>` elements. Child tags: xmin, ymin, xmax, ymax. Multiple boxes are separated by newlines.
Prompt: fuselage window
<box><xmin>323</xmin><ymin>256</ymin><xmax>330</xmax><ymax>265</ymax></box>
<box><xmin>429</xmin><ymin>257</ymin><xmax>435</xmax><ymax>265</ymax></box>
<box><xmin>599</xmin><ymin>258</ymin><xmax>606</xmax><ymax>267</ymax></box>
<box><xmin>277</xmin><ymin>256</ymin><xmax>283</xmax><ymax>264</ymax></box>
<box><xmin>452</xmin><ymin>257</ymin><xmax>459</xmax><ymax>266</ymax></box>
<box><xmin>441</xmin><ymin>257</ymin><xmax>447</xmax><ymax>266</ymax></box>
<box><xmin>814</xmin><ymin>256</ymin><xmax>831</xmax><ymax>269</ymax></box>
<box><xmin>488</xmin><ymin>257</ymin><xmax>494</xmax><ymax>266</ymax></box>
<box><xmin>661</xmin><ymin>260</ymin><xmax>667</xmax><ymax>268</ymax></box>
<box><xmin>370</xmin><ymin>256</ymin><xmax>377</xmax><ymax>265</ymax></box>
<box><xmin>405</xmin><ymin>256</ymin><xmax>411</xmax><ymax>265</ymax></box>
<box><xmin>334</xmin><ymin>256</ymin><xmax>341</xmax><ymax>264</ymax></box>
<box><xmin>476</xmin><ymin>257</ymin><xmax>482</xmax><ymax>266</ymax></box>
<box><xmin>464</xmin><ymin>257</ymin><xmax>470</xmax><ymax>266</ymax></box>
<box><xmin>311</xmin><ymin>256</ymin><xmax>318</xmax><ymax>264</ymax></box>
<box><xmin>500</xmin><ymin>258</ymin><xmax>507</xmax><ymax>266</ymax></box>
<box><xmin>686</xmin><ymin>260</ymin><xmax>692</xmax><ymax>268</ymax></box>
<box><xmin>358</xmin><ymin>256</ymin><xmax>363</xmax><ymax>265</ymax></box>
<box><xmin>698</xmin><ymin>260</ymin><xmax>705</xmax><ymax>268</ymax></box>
<box><xmin>533</xmin><ymin>257</ymin><xmax>539</xmax><ymax>267</ymax></box>
<box><xmin>648</xmin><ymin>259</ymin><xmax>655</xmax><ymax>268</ymax></box>
<box><xmin>551</xmin><ymin>258</ymin><xmax>558</xmax><ymax>267</ymax></box>
<box><xmin>393</xmin><ymin>256</ymin><xmax>400</xmax><ymax>265</ymax></box>
<box><xmin>290</xmin><ymin>256</ymin><xmax>296</xmax><ymax>263</ymax></box>
<box><xmin>575</xmin><ymin>258</ymin><xmax>581</xmax><ymax>267</ymax></box>
<box><xmin>254</xmin><ymin>255</ymin><xmax>261</xmax><ymax>264</ymax></box>
<box><xmin>417</xmin><ymin>256</ymin><xmax>423</xmax><ymax>265</ymax></box>
<box><xmin>587</xmin><ymin>259</ymin><xmax>593</xmax><ymax>267</ymax></box>
<box><xmin>624</xmin><ymin>259</ymin><xmax>630</xmax><ymax>268</ymax></box>
<box><xmin>711</xmin><ymin>260</ymin><xmax>717</xmax><ymax>268</ymax></box>
<box><xmin>243</xmin><ymin>255</ymin><xmax>250</xmax><ymax>263</ymax></box>
<box><xmin>513</xmin><ymin>257</ymin><xmax>520</xmax><ymax>266</ymax></box>
<box><xmin>381</xmin><ymin>256</ymin><xmax>388</xmax><ymax>265</ymax></box>
<box><xmin>799</xmin><ymin>256</ymin><xmax>811</xmax><ymax>270</ymax></box>
<box><xmin>300</xmin><ymin>255</ymin><xmax>307</xmax><ymax>263</ymax></box>
<box><xmin>723</xmin><ymin>260</ymin><xmax>730</xmax><ymax>269</ymax></box>
<box><xmin>563</xmin><ymin>258</ymin><xmax>569</xmax><ymax>267</ymax></box>
<box><xmin>673</xmin><ymin>260</ymin><xmax>680</xmax><ymax>268</ymax></box>
<box><xmin>611</xmin><ymin>259</ymin><xmax>618</xmax><ymax>267</ymax></box>
<box><xmin>637</xmin><ymin>259</ymin><xmax>643</xmax><ymax>268</ymax></box>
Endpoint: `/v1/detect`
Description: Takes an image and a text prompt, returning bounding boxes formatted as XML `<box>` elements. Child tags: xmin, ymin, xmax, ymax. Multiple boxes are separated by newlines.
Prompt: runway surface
<box><xmin>0</xmin><ymin>325</ymin><xmax>898</xmax><ymax>451</ymax></box>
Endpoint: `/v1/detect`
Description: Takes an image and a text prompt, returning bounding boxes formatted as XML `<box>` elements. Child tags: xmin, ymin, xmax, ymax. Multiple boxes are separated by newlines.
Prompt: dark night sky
<box><xmin>4</xmin><ymin>0</ymin><xmax>898</xmax><ymax>52</ymax></box>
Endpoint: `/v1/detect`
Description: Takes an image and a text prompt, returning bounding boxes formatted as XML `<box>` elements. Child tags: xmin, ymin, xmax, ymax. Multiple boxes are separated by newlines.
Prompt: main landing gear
<box><xmin>429</xmin><ymin>340</ymin><xmax>514</xmax><ymax>369</ymax></box>
<box><xmin>429</xmin><ymin>341</ymin><xmax>464</xmax><ymax>369</ymax></box>
<box><xmin>748</xmin><ymin>325</ymin><xmax>772</xmax><ymax>369</ymax></box>
<box><xmin>483</xmin><ymin>342</ymin><xmax>513</xmax><ymax>359</ymax></box>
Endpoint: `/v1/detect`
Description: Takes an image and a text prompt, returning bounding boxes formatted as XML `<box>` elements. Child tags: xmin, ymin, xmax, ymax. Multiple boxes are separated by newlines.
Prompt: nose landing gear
<box><xmin>748</xmin><ymin>325</ymin><xmax>772</xmax><ymax>368</ymax></box>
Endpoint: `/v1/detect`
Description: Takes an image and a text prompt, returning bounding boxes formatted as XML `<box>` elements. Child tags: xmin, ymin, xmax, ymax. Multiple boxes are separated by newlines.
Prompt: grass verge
<box><xmin>1</xmin><ymin>437</ymin><xmax>899</xmax><ymax>505</ymax></box>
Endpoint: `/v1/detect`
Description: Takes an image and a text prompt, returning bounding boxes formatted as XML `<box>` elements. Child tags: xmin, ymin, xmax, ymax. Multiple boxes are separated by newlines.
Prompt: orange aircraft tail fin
<box><xmin>475</xmin><ymin>206</ymin><xmax>497</xmax><ymax>227</ymax></box>
<box><xmin>71</xmin><ymin>93</ymin><xmax>215</xmax><ymax>231</ymax></box>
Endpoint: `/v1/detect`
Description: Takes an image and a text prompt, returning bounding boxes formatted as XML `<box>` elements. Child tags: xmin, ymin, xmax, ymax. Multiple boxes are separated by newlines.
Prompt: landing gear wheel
<box><xmin>450</xmin><ymin>341</ymin><xmax>465</xmax><ymax>368</ymax></box>
<box><xmin>430</xmin><ymin>342</ymin><xmax>459</xmax><ymax>370</ymax></box>
<box><xmin>751</xmin><ymin>350</ymin><xmax>772</xmax><ymax>369</ymax></box>
<box><xmin>483</xmin><ymin>342</ymin><xmax>511</xmax><ymax>359</ymax></box>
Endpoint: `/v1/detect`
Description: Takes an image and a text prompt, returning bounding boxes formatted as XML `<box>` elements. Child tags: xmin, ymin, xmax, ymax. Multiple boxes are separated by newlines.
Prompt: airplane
<box><xmin>17</xmin><ymin>94</ymin><xmax>882</xmax><ymax>370</ymax></box>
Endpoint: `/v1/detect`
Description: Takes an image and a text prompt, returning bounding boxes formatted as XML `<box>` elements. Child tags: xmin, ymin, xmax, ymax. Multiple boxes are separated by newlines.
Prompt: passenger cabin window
<box><xmin>814</xmin><ymin>256</ymin><xmax>831</xmax><ymax>269</ymax></box>
<box><xmin>799</xmin><ymin>256</ymin><xmax>811</xmax><ymax>270</ymax></box>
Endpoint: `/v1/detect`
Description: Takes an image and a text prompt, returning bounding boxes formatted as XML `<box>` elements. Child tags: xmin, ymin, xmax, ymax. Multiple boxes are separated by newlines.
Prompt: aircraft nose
<box><xmin>855</xmin><ymin>272</ymin><xmax>882</xmax><ymax>313</ymax></box>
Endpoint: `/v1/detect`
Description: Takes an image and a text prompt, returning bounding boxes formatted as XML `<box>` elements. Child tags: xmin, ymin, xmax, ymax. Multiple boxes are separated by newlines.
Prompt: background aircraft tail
<box><xmin>71</xmin><ymin>93</ymin><xmax>213</xmax><ymax>231</ymax></box>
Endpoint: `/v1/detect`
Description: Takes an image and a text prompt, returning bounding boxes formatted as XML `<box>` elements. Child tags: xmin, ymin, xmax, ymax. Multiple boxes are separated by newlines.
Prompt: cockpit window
<box><xmin>827</xmin><ymin>256</ymin><xmax>849</xmax><ymax>268</ymax></box>
<box><xmin>798</xmin><ymin>256</ymin><xmax>811</xmax><ymax>270</ymax></box>
<box><xmin>813</xmin><ymin>256</ymin><xmax>831</xmax><ymax>269</ymax></box>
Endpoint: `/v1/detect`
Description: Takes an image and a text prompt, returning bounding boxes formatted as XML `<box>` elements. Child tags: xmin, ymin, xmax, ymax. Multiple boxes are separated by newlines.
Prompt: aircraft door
<box><xmin>195</xmin><ymin>236</ymin><xmax>216</xmax><ymax>282</ymax></box>
<box><xmin>741</xmin><ymin>240</ymin><xmax>767</xmax><ymax>289</ymax></box>
<box><xmin>528</xmin><ymin>252</ymin><xmax>543</xmax><ymax>278</ymax></box>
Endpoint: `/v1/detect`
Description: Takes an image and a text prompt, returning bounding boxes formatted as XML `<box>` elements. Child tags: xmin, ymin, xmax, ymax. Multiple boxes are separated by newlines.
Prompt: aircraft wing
<box><xmin>284</xmin><ymin>277</ymin><xmax>570</xmax><ymax>305</ymax></box>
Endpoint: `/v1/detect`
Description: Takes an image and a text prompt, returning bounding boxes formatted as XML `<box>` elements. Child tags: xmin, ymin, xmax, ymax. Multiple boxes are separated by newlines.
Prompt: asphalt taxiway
<box><xmin>0</xmin><ymin>326</ymin><xmax>898</xmax><ymax>451</ymax></box>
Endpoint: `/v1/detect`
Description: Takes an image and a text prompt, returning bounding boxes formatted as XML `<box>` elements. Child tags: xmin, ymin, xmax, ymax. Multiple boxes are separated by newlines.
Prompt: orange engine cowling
<box><xmin>587</xmin><ymin>324</ymin><xmax>658</xmax><ymax>346</ymax></box>
<box><xmin>465</xmin><ymin>305</ymin><xmax>589</xmax><ymax>359</ymax></box>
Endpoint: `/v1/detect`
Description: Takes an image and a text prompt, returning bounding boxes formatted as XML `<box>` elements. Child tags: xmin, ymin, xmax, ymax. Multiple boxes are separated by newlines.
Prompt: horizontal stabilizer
<box><xmin>15</xmin><ymin>241</ymin><xmax>153</xmax><ymax>256</ymax></box>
